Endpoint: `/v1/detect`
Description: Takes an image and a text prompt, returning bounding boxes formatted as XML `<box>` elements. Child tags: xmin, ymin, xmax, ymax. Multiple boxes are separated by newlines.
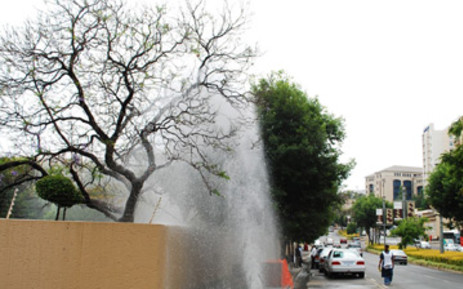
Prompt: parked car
<box><xmin>346</xmin><ymin>243</ymin><xmax>363</xmax><ymax>257</ymax></box>
<box><xmin>311</xmin><ymin>247</ymin><xmax>324</xmax><ymax>269</ymax></box>
<box><xmin>318</xmin><ymin>248</ymin><xmax>333</xmax><ymax>273</ymax></box>
<box><xmin>390</xmin><ymin>249</ymin><xmax>407</xmax><ymax>265</ymax></box>
<box><xmin>340</xmin><ymin>238</ymin><xmax>348</xmax><ymax>244</ymax></box>
<box><xmin>324</xmin><ymin>249</ymin><xmax>365</xmax><ymax>278</ymax></box>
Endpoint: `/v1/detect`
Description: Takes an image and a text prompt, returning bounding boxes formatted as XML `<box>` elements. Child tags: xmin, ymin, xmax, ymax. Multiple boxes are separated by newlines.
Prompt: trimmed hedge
<box><xmin>368</xmin><ymin>244</ymin><xmax>463</xmax><ymax>267</ymax></box>
<box><xmin>36</xmin><ymin>175</ymin><xmax>83</xmax><ymax>207</ymax></box>
<box><xmin>338</xmin><ymin>229</ymin><xmax>360</xmax><ymax>240</ymax></box>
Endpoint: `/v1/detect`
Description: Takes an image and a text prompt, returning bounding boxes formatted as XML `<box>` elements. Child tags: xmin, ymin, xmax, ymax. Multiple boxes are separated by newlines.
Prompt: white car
<box><xmin>346</xmin><ymin>243</ymin><xmax>363</xmax><ymax>257</ymax></box>
<box><xmin>417</xmin><ymin>241</ymin><xmax>431</xmax><ymax>249</ymax></box>
<box><xmin>324</xmin><ymin>248</ymin><xmax>365</xmax><ymax>278</ymax></box>
<box><xmin>444</xmin><ymin>243</ymin><xmax>459</xmax><ymax>251</ymax></box>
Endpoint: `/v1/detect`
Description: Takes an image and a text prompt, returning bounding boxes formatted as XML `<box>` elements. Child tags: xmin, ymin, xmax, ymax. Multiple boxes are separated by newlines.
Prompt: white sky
<box><xmin>1</xmin><ymin>0</ymin><xmax>463</xmax><ymax>191</ymax></box>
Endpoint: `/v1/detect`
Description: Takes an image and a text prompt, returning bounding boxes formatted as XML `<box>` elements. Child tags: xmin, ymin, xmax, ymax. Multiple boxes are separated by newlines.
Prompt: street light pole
<box><xmin>382</xmin><ymin>180</ymin><xmax>386</xmax><ymax>245</ymax></box>
<box><xmin>439</xmin><ymin>213</ymin><xmax>444</xmax><ymax>253</ymax></box>
<box><xmin>402</xmin><ymin>186</ymin><xmax>406</xmax><ymax>219</ymax></box>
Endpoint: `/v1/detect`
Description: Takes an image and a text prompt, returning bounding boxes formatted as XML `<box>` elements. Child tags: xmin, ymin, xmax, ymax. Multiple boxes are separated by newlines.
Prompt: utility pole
<box><xmin>382</xmin><ymin>180</ymin><xmax>386</xmax><ymax>245</ymax></box>
<box><xmin>439</xmin><ymin>213</ymin><xmax>444</xmax><ymax>253</ymax></box>
<box><xmin>402</xmin><ymin>186</ymin><xmax>406</xmax><ymax>219</ymax></box>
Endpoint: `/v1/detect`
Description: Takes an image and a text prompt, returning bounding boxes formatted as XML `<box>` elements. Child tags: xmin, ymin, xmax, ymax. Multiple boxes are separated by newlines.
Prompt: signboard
<box><xmin>376</xmin><ymin>209</ymin><xmax>383</xmax><ymax>216</ymax></box>
<box><xmin>394</xmin><ymin>201</ymin><xmax>402</xmax><ymax>209</ymax></box>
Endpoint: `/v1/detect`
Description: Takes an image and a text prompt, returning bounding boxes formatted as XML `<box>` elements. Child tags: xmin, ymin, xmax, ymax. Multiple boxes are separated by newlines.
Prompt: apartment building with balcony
<box><xmin>365</xmin><ymin>166</ymin><xmax>424</xmax><ymax>203</ymax></box>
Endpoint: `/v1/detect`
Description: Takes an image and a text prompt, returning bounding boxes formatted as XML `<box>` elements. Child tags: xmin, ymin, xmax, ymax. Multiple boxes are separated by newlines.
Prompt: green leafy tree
<box><xmin>36</xmin><ymin>175</ymin><xmax>83</xmax><ymax>220</ymax></box>
<box><xmin>252</xmin><ymin>72</ymin><xmax>353</xmax><ymax>243</ymax></box>
<box><xmin>426</xmin><ymin>146</ymin><xmax>463</xmax><ymax>227</ymax></box>
<box><xmin>346</xmin><ymin>222</ymin><xmax>357</xmax><ymax>235</ymax></box>
<box><xmin>448</xmin><ymin>116</ymin><xmax>463</xmax><ymax>141</ymax></box>
<box><xmin>413</xmin><ymin>191</ymin><xmax>429</xmax><ymax>211</ymax></box>
<box><xmin>352</xmin><ymin>194</ymin><xmax>390</xmax><ymax>244</ymax></box>
<box><xmin>391</xmin><ymin>217</ymin><xmax>428</xmax><ymax>249</ymax></box>
<box><xmin>0</xmin><ymin>0</ymin><xmax>255</xmax><ymax>222</ymax></box>
<box><xmin>426</xmin><ymin>116</ymin><xmax>463</xmax><ymax>227</ymax></box>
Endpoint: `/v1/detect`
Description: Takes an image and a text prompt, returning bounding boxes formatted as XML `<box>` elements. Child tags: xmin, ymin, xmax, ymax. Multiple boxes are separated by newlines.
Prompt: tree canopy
<box><xmin>391</xmin><ymin>217</ymin><xmax>428</xmax><ymax>249</ymax></box>
<box><xmin>426</xmin><ymin>116</ymin><xmax>463</xmax><ymax>227</ymax></box>
<box><xmin>426</xmin><ymin>146</ymin><xmax>463</xmax><ymax>226</ymax></box>
<box><xmin>352</xmin><ymin>194</ymin><xmax>390</xmax><ymax>244</ymax></box>
<box><xmin>252</xmin><ymin>72</ymin><xmax>353</xmax><ymax>242</ymax></box>
<box><xmin>0</xmin><ymin>0</ymin><xmax>255</xmax><ymax>222</ymax></box>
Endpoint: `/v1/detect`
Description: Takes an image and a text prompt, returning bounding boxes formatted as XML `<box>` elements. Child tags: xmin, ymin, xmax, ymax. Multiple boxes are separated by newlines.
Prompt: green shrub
<box><xmin>36</xmin><ymin>175</ymin><xmax>83</xmax><ymax>208</ymax></box>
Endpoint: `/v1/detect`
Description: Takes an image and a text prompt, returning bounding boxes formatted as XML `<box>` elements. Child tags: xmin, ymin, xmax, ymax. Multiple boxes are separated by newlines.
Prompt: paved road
<box><xmin>306</xmin><ymin>251</ymin><xmax>463</xmax><ymax>289</ymax></box>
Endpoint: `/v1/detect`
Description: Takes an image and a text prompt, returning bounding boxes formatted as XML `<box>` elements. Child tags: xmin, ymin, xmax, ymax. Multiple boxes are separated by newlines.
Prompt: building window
<box><xmin>404</xmin><ymin>180</ymin><xmax>412</xmax><ymax>200</ymax></box>
<box><xmin>417</xmin><ymin>186</ymin><xmax>423</xmax><ymax>196</ymax></box>
<box><xmin>393</xmin><ymin>180</ymin><xmax>401</xmax><ymax>200</ymax></box>
<box><xmin>369</xmin><ymin>184</ymin><xmax>374</xmax><ymax>194</ymax></box>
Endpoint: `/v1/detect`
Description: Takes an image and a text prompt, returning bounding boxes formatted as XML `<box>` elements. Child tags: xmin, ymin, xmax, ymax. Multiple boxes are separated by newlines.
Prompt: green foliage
<box><xmin>391</xmin><ymin>217</ymin><xmax>429</xmax><ymax>249</ymax></box>
<box><xmin>426</xmin><ymin>144</ymin><xmax>463</xmax><ymax>226</ymax></box>
<box><xmin>36</xmin><ymin>175</ymin><xmax>83</xmax><ymax>208</ymax></box>
<box><xmin>346</xmin><ymin>222</ymin><xmax>357</xmax><ymax>235</ymax></box>
<box><xmin>0</xmin><ymin>157</ymin><xmax>34</xmax><ymax>217</ymax></box>
<box><xmin>352</xmin><ymin>194</ymin><xmax>391</xmax><ymax>244</ymax></box>
<box><xmin>252</xmin><ymin>71</ymin><xmax>353</xmax><ymax>242</ymax></box>
<box><xmin>413</xmin><ymin>190</ymin><xmax>429</xmax><ymax>210</ymax></box>
<box><xmin>448</xmin><ymin>116</ymin><xmax>463</xmax><ymax>140</ymax></box>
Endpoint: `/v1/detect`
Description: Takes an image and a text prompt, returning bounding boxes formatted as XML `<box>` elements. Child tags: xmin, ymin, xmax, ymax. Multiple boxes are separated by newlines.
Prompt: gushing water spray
<box><xmin>135</xmin><ymin>95</ymin><xmax>280</xmax><ymax>289</ymax></box>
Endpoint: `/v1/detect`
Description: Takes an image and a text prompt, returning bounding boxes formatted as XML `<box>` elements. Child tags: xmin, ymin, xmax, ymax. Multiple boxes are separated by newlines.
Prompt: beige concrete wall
<box><xmin>0</xmin><ymin>219</ymin><xmax>170</xmax><ymax>289</ymax></box>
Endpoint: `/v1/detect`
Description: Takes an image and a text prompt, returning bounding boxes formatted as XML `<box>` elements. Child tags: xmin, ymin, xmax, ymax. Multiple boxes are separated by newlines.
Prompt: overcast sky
<box><xmin>1</xmin><ymin>0</ymin><xmax>463</xmax><ymax>191</ymax></box>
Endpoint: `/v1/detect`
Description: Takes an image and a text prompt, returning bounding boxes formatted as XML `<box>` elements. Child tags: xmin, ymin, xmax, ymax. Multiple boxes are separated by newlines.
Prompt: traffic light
<box><xmin>407</xmin><ymin>201</ymin><xmax>415</xmax><ymax>217</ymax></box>
<box><xmin>394</xmin><ymin>209</ymin><xmax>402</xmax><ymax>219</ymax></box>
<box><xmin>376</xmin><ymin>214</ymin><xmax>383</xmax><ymax>224</ymax></box>
<box><xmin>386</xmin><ymin>208</ymin><xmax>393</xmax><ymax>224</ymax></box>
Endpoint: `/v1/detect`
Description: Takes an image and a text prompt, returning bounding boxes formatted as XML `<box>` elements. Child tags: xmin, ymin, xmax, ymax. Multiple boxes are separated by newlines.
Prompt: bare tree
<box><xmin>0</xmin><ymin>0</ymin><xmax>255</xmax><ymax>222</ymax></box>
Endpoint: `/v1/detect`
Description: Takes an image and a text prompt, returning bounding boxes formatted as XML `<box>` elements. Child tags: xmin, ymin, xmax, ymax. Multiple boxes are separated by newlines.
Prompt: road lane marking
<box><xmin>369</xmin><ymin>277</ymin><xmax>387</xmax><ymax>289</ymax></box>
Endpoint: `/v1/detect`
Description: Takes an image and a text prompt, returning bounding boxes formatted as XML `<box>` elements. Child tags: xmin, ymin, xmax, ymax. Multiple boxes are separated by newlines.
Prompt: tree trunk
<box><xmin>119</xmin><ymin>182</ymin><xmax>142</xmax><ymax>222</ymax></box>
<box><xmin>63</xmin><ymin>208</ymin><xmax>67</xmax><ymax>221</ymax></box>
<box><xmin>55</xmin><ymin>206</ymin><xmax>60</xmax><ymax>221</ymax></box>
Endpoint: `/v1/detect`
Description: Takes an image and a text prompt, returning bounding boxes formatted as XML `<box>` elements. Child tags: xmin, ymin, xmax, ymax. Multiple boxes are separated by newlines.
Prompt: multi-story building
<box><xmin>422</xmin><ymin>123</ymin><xmax>455</xmax><ymax>181</ymax></box>
<box><xmin>365</xmin><ymin>166</ymin><xmax>424</xmax><ymax>203</ymax></box>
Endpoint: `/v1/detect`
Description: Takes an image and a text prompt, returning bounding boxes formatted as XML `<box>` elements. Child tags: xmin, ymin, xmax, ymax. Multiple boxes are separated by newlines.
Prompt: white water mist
<box><xmin>134</xmin><ymin>95</ymin><xmax>280</xmax><ymax>289</ymax></box>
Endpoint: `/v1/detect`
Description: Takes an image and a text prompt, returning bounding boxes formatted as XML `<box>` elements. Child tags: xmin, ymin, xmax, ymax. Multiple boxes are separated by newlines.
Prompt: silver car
<box><xmin>324</xmin><ymin>248</ymin><xmax>366</xmax><ymax>278</ymax></box>
<box><xmin>416</xmin><ymin>241</ymin><xmax>431</xmax><ymax>249</ymax></box>
<box><xmin>390</xmin><ymin>249</ymin><xmax>408</xmax><ymax>265</ymax></box>
<box><xmin>346</xmin><ymin>243</ymin><xmax>363</xmax><ymax>257</ymax></box>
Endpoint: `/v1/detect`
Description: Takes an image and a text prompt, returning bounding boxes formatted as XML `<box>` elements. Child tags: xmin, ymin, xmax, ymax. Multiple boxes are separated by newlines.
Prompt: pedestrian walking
<box><xmin>310</xmin><ymin>245</ymin><xmax>317</xmax><ymax>269</ymax></box>
<box><xmin>378</xmin><ymin>244</ymin><xmax>394</xmax><ymax>286</ymax></box>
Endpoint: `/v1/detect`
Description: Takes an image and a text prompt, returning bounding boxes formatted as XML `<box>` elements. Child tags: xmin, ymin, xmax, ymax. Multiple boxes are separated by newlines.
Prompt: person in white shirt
<box><xmin>378</xmin><ymin>245</ymin><xmax>394</xmax><ymax>285</ymax></box>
